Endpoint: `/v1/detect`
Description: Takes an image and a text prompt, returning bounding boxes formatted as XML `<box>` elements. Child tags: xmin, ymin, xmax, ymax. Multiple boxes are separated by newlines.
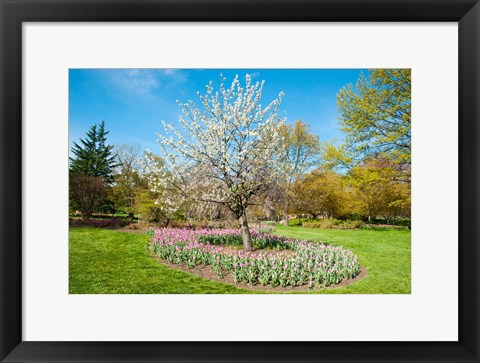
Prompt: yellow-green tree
<box><xmin>347</xmin><ymin>157</ymin><xmax>411</xmax><ymax>222</ymax></box>
<box><xmin>337</xmin><ymin>69</ymin><xmax>411</xmax><ymax>164</ymax></box>
<box><xmin>133</xmin><ymin>152</ymin><xmax>186</xmax><ymax>226</ymax></box>
<box><xmin>110</xmin><ymin>143</ymin><xmax>142</xmax><ymax>220</ymax></box>
<box><xmin>133</xmin><ymin>187</ymin><xmax>164</xmax><ymax>225</ymax></box>
<box><xmin>277</xmin><ymin>120</ymin><xmax>321</xmax><ymax>225</ymax></box>
<box><xmin>293</xmin><ymin>170</ymin><xmax>350</xmax><ymax>219</ymax></box>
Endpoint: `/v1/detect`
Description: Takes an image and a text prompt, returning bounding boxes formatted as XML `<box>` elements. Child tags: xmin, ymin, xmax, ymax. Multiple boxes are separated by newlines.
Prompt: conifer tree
<box><xmin>69</xmin><ymin>121</ymin><xmax>118</xmax><ymax>183</ymax></box>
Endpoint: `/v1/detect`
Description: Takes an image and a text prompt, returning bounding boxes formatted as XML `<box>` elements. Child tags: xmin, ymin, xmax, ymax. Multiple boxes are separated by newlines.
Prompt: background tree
<box><xmin>69</xmin><ymin>121</ymin><xmax>118</xmax><ymax>183</ymax></box>
<box><xmin>133</xmin><ymin>187</ymin><xmax>185</xmax><ymax>227</ymax></box>
<box><xmin>250</xmin><ymin>184</ymin><xmax>280</xmax><ymax>222</ymax></box>
<box><xmin>321</xmin><ymin>142</ymin><xmax>355</xmax><ymax>171</ymax></box>
<box><xmin>276</xmin><ymin>120</ymin><xmax>320</xmax><ymax>225</ymax></box>
<box><xmin>294</xmin><ymin>170</ymin><xmax>348</xmax><ymax>219</ymax></box>
<box><xmin>337</xmin><ymin>69</ymin><xmax>411</xmax><ymax>164</ymax></box>
<box><xmin>347</xmin><ymin>156</ymin><xmax>411</xmax><ymax>222</ymax></box>
<box><xmin>70</xmin><ymin>121</ymin><xmax>118</xmax><ymax>217</ymax></box>
<box><xmin>131</xmin><ymin>151</ymin><xmax>187</xmax><ymax>227</ymax></box>
<box><xmin>377</xmin><ymin>181</ymin><xmax>411</xmax><ymax>223</ymax></box>
<box><xmin>70</xmin><ymin>174</ymin><xmax>106</xmax><ymax>220</ymax></box>
<box><xmin>154</xmin><ymin>74</ymin><xmax>285</xmax><ymax>251</ymax></box>
<box><xmin>133</xmin><ymin>187</ymin><xmax>164</xmax><ymax>225</ymax></box>
<box><xmin>111</xmin><ymin>143</ymin><xmax>142</xmax><ymax>220</ymax></box>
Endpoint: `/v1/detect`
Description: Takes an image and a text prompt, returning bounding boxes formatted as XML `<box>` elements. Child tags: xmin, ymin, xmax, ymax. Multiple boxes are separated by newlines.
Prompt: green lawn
<box><xmin>274</xmin><ymin>225</ymin><xmax>411</xmax><ymax>294</ymax></box>
<box><xmin>69</xmin><ymin>226</ymin><xmax>410</xmax><ymax>294</ymax></box>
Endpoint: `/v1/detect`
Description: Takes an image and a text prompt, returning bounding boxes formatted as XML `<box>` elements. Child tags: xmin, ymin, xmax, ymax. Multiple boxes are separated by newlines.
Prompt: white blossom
<box><xmin>153</xmin><ymin>74</ymin><xmax>286</xmax><ymax>219</ymax></box>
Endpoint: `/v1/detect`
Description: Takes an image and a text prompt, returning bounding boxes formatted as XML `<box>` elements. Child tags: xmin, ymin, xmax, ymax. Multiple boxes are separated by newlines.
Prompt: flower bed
<box><xmin>149</xmin><ymin>228</ymin><xmax>360</xmax><ymax>288</ymax></box>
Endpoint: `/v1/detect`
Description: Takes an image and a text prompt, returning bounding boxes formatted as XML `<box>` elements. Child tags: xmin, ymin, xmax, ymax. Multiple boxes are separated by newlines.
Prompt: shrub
<box><xmin>393</xmin><ymin>219</ymin><xmax>411</xmax><ymax>228</ymax></box>
<box><xmin>359</xmin><ymin>224</ymin><xmax>410</xmax><ymax>231</ymax></box>
<box><xmin>69</xmin><ymin>217</ymin><xmax>130</xmax><ymax>228</ymax></box>
<box><xmin>369</xmin><ymin>218</ymin><xmax>411</xmax><ymax>228</ymax></box>
<box><xmin>288</xmin><ymin>218</ymin><xmax>303</xmax><ymax>226</ymax></box>
<box><xmin>126</xmin><ymin>223</ymin><xmax>144</xmax><ymax>230</ymax></box>
<box><xmin>342</xmin><ymin>220</ymin><xmax>364</xmax><ymax>229</ymax></box>
<box><xmin>302</xmin><ymin>220</ymin><xmax>333</xmax><ymax>229</ymax></box>
<box><xmin>337</xmin><ymin>213</ymin><xmax>365</xmax><ymax>221</ymax></box>
<box><xmin>302</xmin><ymin>219</ymin><xmax>364</xmax><ymax>230</ymax></box>
<box><xmin>168</xmin><ymin>219</ymin><xmax>239</xmax><ymax>230</ymax></box>
<box><xmin>149</xmin><ymin>228</ymin><xmax>360</xmax><ymax>288</ymax></box>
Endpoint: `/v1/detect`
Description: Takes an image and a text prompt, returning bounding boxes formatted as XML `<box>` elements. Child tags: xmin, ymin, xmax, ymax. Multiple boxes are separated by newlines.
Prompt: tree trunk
<box><xmin>239</xmin><ymin>212</ymin><xmax>253</xmax><ymax>251</ymax></box>
<box><xmin>283</xmin><ymin>200</ymin><xmax>289</xmax><ymax>226</ymax></box>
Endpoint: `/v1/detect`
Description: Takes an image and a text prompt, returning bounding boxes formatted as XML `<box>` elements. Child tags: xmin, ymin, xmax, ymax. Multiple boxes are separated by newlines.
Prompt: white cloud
<box><xmin>162</xmin><ymin>68</ymin><xmax>187</xmax><ymax>83</ymax></box>
<box><xmin>109</xmin><ymin>69</ymin><xmax>188</xmax><ymax>97</ymax></box>
<box><xmin>111</xmin><ymin>69</ymin><xmax>159</xmax><ymax>95</ymax></box>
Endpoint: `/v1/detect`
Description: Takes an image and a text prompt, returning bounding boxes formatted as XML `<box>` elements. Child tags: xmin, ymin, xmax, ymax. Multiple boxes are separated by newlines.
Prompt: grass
<box><xmin>69</xmin><ymin>226</ymin><xmax>410</xmax><ymax>294</ymax></box>
<box><xmin>274</xmin><ymin>225</ymin><xmax>411</xmax><ymax>294</ymax></box>
<box><xmin>69</xmin><ymin>227</ymin><xmax>248</xmax><ymax>294</ymax></box>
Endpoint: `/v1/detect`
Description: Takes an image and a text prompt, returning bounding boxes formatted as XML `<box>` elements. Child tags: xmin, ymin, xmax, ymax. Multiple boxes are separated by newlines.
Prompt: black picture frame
<box><xmin>1</xmin><ymin>1</ymin><xmax>479</xmax><ymax>362</ymax></box>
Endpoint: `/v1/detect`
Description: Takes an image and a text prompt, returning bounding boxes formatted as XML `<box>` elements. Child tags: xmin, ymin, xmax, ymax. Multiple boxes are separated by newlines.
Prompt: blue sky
<box><xmin>69</xmin><ymin>69</ymin><xmax>366</xmax><ymax>156</ymax></box>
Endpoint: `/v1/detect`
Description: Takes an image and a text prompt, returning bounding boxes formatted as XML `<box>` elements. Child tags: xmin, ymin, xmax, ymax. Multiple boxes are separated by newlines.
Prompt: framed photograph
<box><xmin>1</xmin><ymin>0</ymin><xmax>479</xmax><ymax>362</ymax></box>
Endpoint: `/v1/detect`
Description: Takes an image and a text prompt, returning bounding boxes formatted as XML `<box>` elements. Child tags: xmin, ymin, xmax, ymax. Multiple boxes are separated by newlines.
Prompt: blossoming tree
<box><xmin>140</xmin><ymin>151</ymin><xmax>186</xmax><ymax>226</ymax></box>
<box><xmin>155</xmin><ymin>74</ymin><xmax>285</xmax><ymax>251</ymax></box>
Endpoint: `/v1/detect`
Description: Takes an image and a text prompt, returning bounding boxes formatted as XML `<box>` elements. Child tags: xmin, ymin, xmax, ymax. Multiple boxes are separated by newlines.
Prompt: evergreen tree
<box><xmin>70</xmin><ymin>121</ymin><xmax>118</xmax><ymax>183</ymax></box>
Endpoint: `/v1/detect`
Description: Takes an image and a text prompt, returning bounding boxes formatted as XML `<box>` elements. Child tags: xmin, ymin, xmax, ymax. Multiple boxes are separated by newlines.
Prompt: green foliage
<box><xmin>69</xmin><ymin>121</ymin><xmax>118</xmax><ymax>183</ymax></box>
<box><xmin>359</xmin><ymin>224</ymin><xmax>409</xmax><ymax>231</ymax></box>
<box><xmin>321</xmin><ymin>142</ymin><xmax>354</xmax><ymax>170</ymax></box>
<box><xmin>278</xmin><ymin>120</ymin><xmax>321</xmax><ymax>175</ymax></box>
<box><xmin>287</xmin><ymin>218</ymin><xmax>304</xmax><ymax>226</ymax></box>
<box><xmin>302</xmin><ymin>219</ymin><xmax>364</xmax><ymax>230</ymax></box>
<box><xmin>109</xmin><ymin>143</ymin><xmax>144</xmax><ymax>216</ymax></box>
<box><xmin>292</xmin><ymin>156</ymin><xmax>410</xmax><ymax>223</ymax></box>
<box><xmin>69</xmin><ymin>121</ymin><xmax>118</xmax><ymax>217</ymax></box>
<box><xmin>293</xmin><ymin>170</ymin><xmax>351</xmax><ymax>219</ymax></box>
<box><xmin>337</xmin><ymin>69</ymin><xmax>411</xmax><ymax>164</ymax></box>
<box><xmin>198</xmin><ymin>234</ymin><xmax>294</xmax><ymax>250</ymax></box>
<box><xmin>276</xmin><ymin>119</ymin><xmax>322</xmax><ymax>225</ymax></box>
<box><xmin>69</xmin><ymin>217</ymin><xmax>130</xmax><ymax>228</ymax></box>
<box><xmin>133</xmin><ymin>187</ymin><xmax>167</xmax><ymax>226</ymax></box>
<box><xmin>389</xmin><ymin>218</ymin><xmax>411</xmax><ymax>228</ymax></box>
<box><xmin>346</xmin><ymin>156</ymin><xmax>411</xmax><ymax>221</ymax></box>
<box><xmin>132</xmin><ymin>152</ymin><xmax>186</xmax><ymax>227</ymax></box>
